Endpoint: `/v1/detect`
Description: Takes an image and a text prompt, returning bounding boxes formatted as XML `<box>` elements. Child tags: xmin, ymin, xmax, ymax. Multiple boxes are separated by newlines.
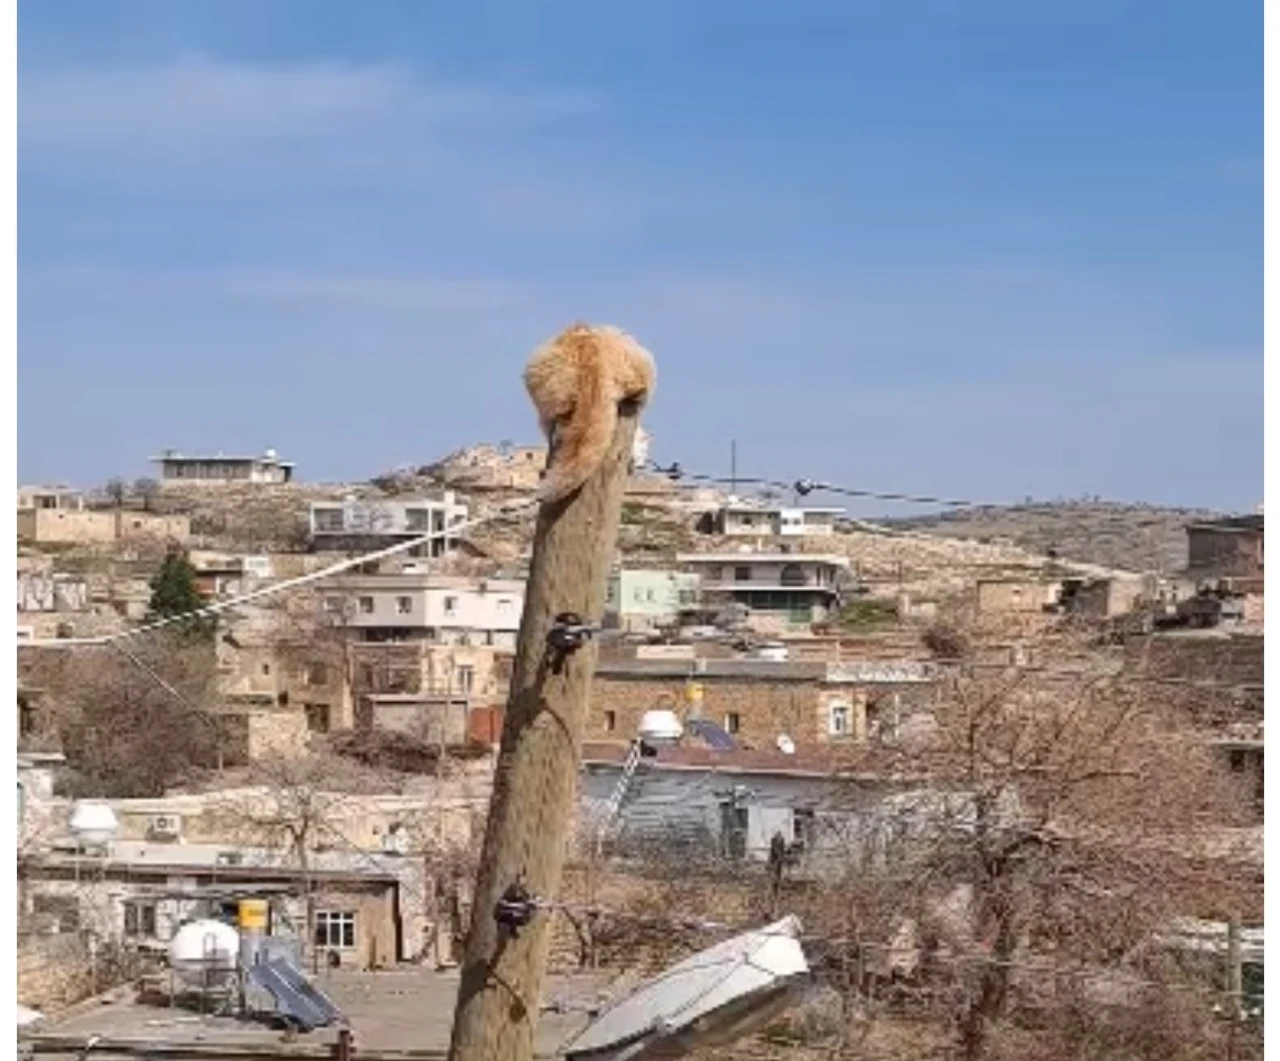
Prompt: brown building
<box><xmin>1185</xmin><ymin>514</ymin><xmax>1263</xmax><ymax>591</ymax></box>
<box><xmin>589</xmin><ymin>657</ymin><xmax>937</xmax><ymax>748</ymax></box>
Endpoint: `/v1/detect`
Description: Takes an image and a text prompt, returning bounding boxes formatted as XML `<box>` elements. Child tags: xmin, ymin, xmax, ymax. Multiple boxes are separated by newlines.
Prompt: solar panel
<box><xmin>687</xmin><ymin>717</ymin><xmax>737</xmax><ymax>752</ymax></box>
<box><xmin>248</xmin><ymin>957</ymin><xmax>343</xmax><ymax>1031</ymax></box>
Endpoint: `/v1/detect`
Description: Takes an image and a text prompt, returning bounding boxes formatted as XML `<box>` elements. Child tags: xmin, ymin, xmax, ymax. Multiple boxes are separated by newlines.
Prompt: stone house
<box><xmin>1185</xmin><ymin>514</ymin><xmax>1263</xmax><ymax>593</ymax></box>
<box><xmin>589</xmin><ymin>657</ymin><xmax>937</xmax><ymax>748</ymax></box>
<box><xmin>19</xmin><ymin>842</ymin><xmax>422</xmax><ymax>972</ymax></box>
<box><xmin>16</xmin><ymin>506</ymin><xmax>190</xmax><ymax>547</ymax></box>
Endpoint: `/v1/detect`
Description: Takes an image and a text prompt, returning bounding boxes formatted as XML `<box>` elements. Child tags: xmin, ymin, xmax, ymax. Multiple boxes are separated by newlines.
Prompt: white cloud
<box><xmin>19</xmin><ymin>55</ymin><xmax>599</xmax><ymax>164</ymax></box>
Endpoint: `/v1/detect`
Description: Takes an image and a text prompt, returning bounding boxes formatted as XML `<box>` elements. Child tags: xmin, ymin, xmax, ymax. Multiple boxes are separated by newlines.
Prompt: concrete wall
<box><xmin>114</xmin><ymin>511</ymin><xmax>190</xmax><ymax>542</ymax></box>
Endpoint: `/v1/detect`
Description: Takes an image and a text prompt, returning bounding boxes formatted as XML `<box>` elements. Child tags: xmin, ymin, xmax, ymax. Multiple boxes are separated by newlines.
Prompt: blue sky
<box><xmin>18</xmin><ymin>1</ymin><xmax>1261</xmax><ymax>513</ymax></box>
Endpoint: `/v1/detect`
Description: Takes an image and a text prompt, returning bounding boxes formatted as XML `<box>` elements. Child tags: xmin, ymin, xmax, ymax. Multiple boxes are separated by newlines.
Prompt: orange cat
<box><xmin>524</xmin><ymin>323</ymin><xmax>656</xmax><ymax>503</ymax></box>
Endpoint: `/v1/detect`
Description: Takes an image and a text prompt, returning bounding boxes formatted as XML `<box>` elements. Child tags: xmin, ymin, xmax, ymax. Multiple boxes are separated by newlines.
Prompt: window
<box><xmin>313</xmin><ymin>508</ymin><xmax>346</xmax><ymax>533</ymax></box>
<box><xmin>734</xmin><ymin>566</ymin><xmax>751</xmax><ymax>582</ymax></box>
<box><xmin>123</xmin><ymin>900</ymin><xmax>158</xmax><ymax>939</ymax></box>
<box><xmin>405</xmin><ymin>508</ymin><xmax>431</xmax><ymax>531</ymax></box>
<box><xmin>792</xmin><ymin>808</ymin><xmax>816</xmax><ymax>854</ymax></box>
<box><xmin>305</xmin><ymin>703</ymin><xmax>331</xmax><ymax>734</ymax></box>
<box><xmin>457</xmin><ymin>666</ymin><xmax>475</xmax><ymax>695</ymax></box>
<box><xmin>314</xmin><ymin>910</ymin><xmax>356</xmax><ymax>949</ymax></box>
<box><xmin>260</xmin><ymin>662</ymin><xmax>271</xmax><ymax>676</ymax></box>
<box><xmin>724</xmin><ymin>712</ymin><xmax>741</xmax><ymax>735</ymax></box>
<box><xmin>604</xmin><ymin>710</ymin><xmax>617</xmax><ymax>732</ymax></box>
<box><xmin>706</xmin><ymin>565</ymin><xmax>723</xmax><ymax>581</ymax></box>
<box><xmin>444</xmin><ymin>596</ymin><xmax>458</xmax><ymax>616</ymax></box>
<box><xmin>305</xmin><ymin>662</ymin><xmax>329</xmax><ymax>687</ymax></box>
<box><xmin>323</xmin><ymin>596</ymin><xmax>344</xmax><ymax>614</ymax></box>
<box><xmin>358</xmin><ymin>596</ymin><xmax>374</xmax><ymax>614</ymax></box>
<box><xmin>396</xmin><ymin>596</ymin><xmax>413</xmax><ymax>615</ymax></box>
<box><xmin>1230</xmin><ymin>750</ymin><xmax>1248</xmax><ymax>773</ymax></box>
<box><xmin>828</xmin><ymin>702</ymin><xmax>851</xmax><ymax>737</ymax></box>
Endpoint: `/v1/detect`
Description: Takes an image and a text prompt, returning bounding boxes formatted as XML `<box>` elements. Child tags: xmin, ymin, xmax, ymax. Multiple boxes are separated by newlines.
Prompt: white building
<box><xmin>677</xmin><ymin>552</ymin><xmax>851</xmax><ymax>628</ymax></box>
<box><xmin>323</xmin><ymin>573</ymin><xmax>524</xmax><ymax>650</ymax></box>
<box><xmin>706</xmin><ymin>500</ymin><xmax>845</xmax><ymax>538</ymax></box>
<box><xmin>309</xmin><ymin>494</ymin><xmax>469</xmax><ymax>558</ymax></box>
<box><xmin>151</xmin><ymin>448</ymin><xmax>295</xmax><ymax>484</ymax></box>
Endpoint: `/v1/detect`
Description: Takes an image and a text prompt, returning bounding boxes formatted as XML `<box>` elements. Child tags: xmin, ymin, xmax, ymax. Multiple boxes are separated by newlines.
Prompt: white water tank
<box><xmin>637</xmin><ymin>709</ymin><xmax>683</xmax><ymax>746</ymax></box>
<box><xmin>169</xmin><ymin>920</ymin><xmax>240</xmax><ymax>988</ymax></box>
<box><xmin>68</xmin><ymin>801</ymin><xmax>118</xmax><ymax>849</ymax></box>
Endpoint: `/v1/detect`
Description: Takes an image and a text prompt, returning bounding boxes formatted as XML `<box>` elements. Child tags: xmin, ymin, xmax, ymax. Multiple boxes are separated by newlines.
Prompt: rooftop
<box><xmin>151</xmin><ymin>450</ymin><xmax>295</xmax><ymax>467</ymax></box>
<box><xmin>1186</xmin><ymin>514</ymin><xmax>1264</xmax><ymax>534</ymax></box>
<box><xmin>24</xmin><ymin>967</ymin><xmax>606</xmax><ymax>1058</ymax></box>
<box><xmin>677</xmin><ymin>552</ymin><xmax>851</xmax><ymax>565</ymax></box>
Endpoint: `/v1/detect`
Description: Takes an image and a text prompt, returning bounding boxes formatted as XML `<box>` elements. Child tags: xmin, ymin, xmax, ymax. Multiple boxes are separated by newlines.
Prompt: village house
<box><xmin>589</xmin><ymin>656</ymin><xmax>937</xmax><ymax>749</ymax></box>
<box><xmin>701</xmin><ymin>499</ymin><xmax>846</xmax><ymax>538</ymax></box>
<box><xmin>1185</xmin><ymin>513</ymin><xmax>1263</xmax><ymax>591</ymax></box>
<box><xmin>18</xmin><ymin>485</ymin><xmax>86</xmax><ymax>512</ymax></box>
<box><xmin>16</xmin><ymin>483</ymin><xmax>190</xmax><ymax>546</ymax></box>
<box><xmin>19</xmin><ymin>842</ymin><xmax>424</xmax><ymax>972</ymax></box>
<box><xmin>151</xmin><ymin>448</ymin><xmax>295</xmax><ymax>484</ymax></box>
<box><xmin>577</xmin><ymin>741</ymin><xmax>986</xmax><ymax>879</ymax></box>
<box><xmin>308</xmin><ymin>494</ymin><xmax>468</xmax><ymax>557</ymax></box>
<box><xmin>324</xmin><ymin>572</ymin><xmax>524</xmax><ymax>649</ymax></box>
<box><xmin>676</xmin><ymin>551</ymin><xmax>852</xmax><ymax>631</ymax></box>
<box><xmin>603</xmin><ymin>568</ymin><xmax>701</xmax><ymax>632</ymax></box>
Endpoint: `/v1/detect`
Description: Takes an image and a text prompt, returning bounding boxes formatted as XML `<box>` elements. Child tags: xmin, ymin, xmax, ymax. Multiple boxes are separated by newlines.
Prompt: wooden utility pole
<box><xmin>446</xmin><ymin>403</ymin><xmax>641</xmax><ymax>1061</ymax></box>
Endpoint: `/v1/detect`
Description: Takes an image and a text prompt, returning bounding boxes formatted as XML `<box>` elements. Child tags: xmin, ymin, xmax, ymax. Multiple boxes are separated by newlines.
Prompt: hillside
<box><xmin>882</xmin><ymin>502</ymin><xmax>1225</xmax><ymax>575</ymax></box>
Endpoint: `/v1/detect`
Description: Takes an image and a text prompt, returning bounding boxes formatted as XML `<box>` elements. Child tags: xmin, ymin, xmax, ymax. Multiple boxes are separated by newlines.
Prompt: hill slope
<box><xmin>883</xmin><ymin>502</ymin><xmax>1224</xmax><ymax>574</ymax></box>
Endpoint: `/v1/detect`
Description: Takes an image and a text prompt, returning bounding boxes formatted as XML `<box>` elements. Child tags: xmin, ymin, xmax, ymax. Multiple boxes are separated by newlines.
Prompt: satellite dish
<box><xmin>561</xmin><ymin>915</ymin><xmax>809</xmax><ymax>1060</ymax></box>
<box><xmin>775</xmin><ymin>735</ymin><xmax>796</xmax><ymax>756</ymax></box>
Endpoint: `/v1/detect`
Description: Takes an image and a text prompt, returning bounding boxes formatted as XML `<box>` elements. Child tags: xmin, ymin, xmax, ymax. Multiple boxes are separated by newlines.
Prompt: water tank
<box><xmin>169</xmin><ymin>920</ymin><xmax>240</xmax><ymax>988</ymax></box>
<box><xmin>68</xmin><ymin>801</ymin><xmax>118</xmax><ymax>849</ymax></box>
<box><xmin>637</xmin><ymin>709</ymin><xmax>683</xmax><ymax>746</ymax></box>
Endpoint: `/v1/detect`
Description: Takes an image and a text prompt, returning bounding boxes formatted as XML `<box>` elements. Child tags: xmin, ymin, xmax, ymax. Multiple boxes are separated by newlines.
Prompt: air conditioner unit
<box><xmin>148</xmin><ymin>814</ymin><xmax>182</xmax><ymax>840</ymax></box>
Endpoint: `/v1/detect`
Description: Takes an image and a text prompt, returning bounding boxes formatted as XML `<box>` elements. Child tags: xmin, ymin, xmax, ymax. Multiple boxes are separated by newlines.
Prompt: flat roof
<box><xmin>25</xmin><ymin>967</ymin><xmax>604</xmax><ymax>1057</ymax></box>
<box><xmin>150</xmin><ymin>453</ymin><xmax>295</xmax><ymax>467</ymax></box>
<box><xmin>677</xmin><ymin>553</ymin><xmax>850</xmax><ymax>565</ymax></box>
<box><xmin>720</xmin><ymin>503</ymin><xmax>846</xmax><ymax>515</ymax></box>
<box><xmin>1186</xmin><ymin>514</ymin><xmax>1264</xmax><ymax>533</ymax></box>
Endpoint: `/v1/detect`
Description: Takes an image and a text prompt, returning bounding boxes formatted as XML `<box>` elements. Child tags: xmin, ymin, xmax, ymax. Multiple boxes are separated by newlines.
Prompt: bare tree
<box><xmin>34</xmin><ymin>633</ymin><xmax>228</xmax><ymax>797</ymax></box>
<box><xmin>132</xmin><ymin>477</ymin><xmax>160</xmax><ymax>512</ymax></box>
<box><xmin>780</xmin><ymin>632</ymin><xmax>1259</xmax><ymax>1061</ymax></box>
<box><xmin>104</xmin><ymin>478</ymin><xmax>127</xmax><ymax>508</ymax></box>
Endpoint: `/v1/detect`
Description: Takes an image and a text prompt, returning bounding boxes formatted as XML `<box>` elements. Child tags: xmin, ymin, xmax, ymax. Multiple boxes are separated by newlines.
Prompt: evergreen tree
<box><xmin>146</xmin><ymin>550</ymin><xmax>213</xmax><ymax>638</ymax></box>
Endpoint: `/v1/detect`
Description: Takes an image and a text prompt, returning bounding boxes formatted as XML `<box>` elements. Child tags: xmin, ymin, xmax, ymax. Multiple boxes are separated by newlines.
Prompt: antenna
<box><xmin>561</xmin><ymin>915</ymin><xmax>810</xmax><ymax>1060</ymax></box>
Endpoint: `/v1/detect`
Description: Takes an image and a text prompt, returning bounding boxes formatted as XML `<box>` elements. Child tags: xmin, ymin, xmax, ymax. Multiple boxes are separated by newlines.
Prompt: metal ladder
<box><xmin>594</xmin><ymin>741</ymin><xmax>644</xmax><ymax>856</ymax></box>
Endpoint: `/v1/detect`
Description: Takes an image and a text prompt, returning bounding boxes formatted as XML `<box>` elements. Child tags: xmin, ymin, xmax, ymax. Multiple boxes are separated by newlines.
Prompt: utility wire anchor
<box><xmin>546</xmin><ymin>612</ymin><xmax>598</xmax><ymax>674</ymax></box>
<box><xmin>493</xmin><ymin>884</ymin><xmax>540</xmax><ymax>940</ymax></box>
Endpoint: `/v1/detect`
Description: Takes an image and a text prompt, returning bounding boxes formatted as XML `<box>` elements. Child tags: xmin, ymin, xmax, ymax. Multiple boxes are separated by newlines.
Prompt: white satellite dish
<box><xmin>775</xmin><ymin>734</ymin><xmax>796</xmax><ymax>756</ymax></box>
<box><xmin>560</xmin><ymin>915</ymin><xmax>809</xmax><ymax>1060</ymax></box>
